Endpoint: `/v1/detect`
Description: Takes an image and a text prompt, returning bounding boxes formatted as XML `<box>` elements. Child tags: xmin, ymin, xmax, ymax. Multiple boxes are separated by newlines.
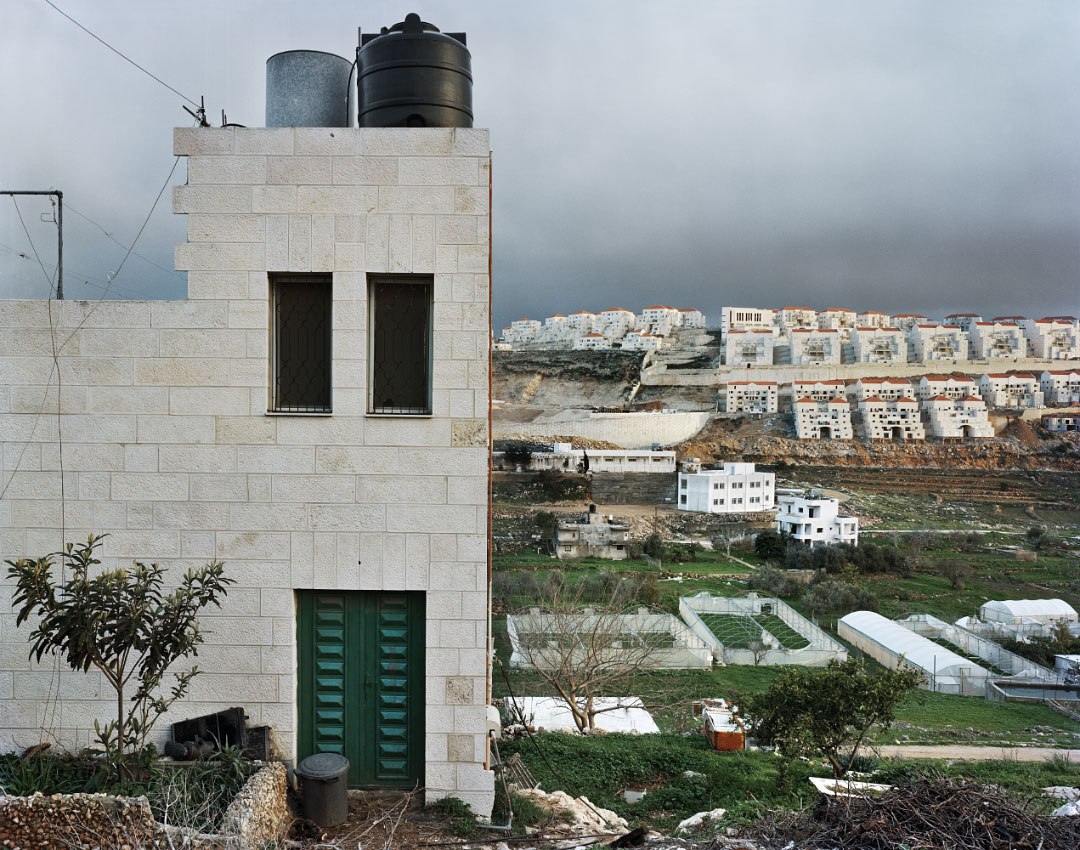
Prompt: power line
<box><xmin>9</xmin><ymin>196</ymin><xmax>57</xmax><ymax>295</ymax></box>
<box><xmin>65</xmin><ymin>202</ymin><xmax>182</xmax><ymax>280</ymax></box>
<box><xmin>0</xmin><ymin>241</ymin><xmax>155</xmax><ymax>300</ymax></box>
<box><xmin>41</xmin><ymin>0</ymin><xmax>200</xmax><ymax>107</ymax></box>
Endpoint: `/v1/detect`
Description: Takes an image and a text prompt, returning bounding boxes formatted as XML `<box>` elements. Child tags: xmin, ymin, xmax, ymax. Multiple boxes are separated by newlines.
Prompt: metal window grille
<box><xmin>271</xmin><ymin>274</ymin><xmax>332</xmax><ymax>413</ymax></box>
<box><xmin>369</xmin><ymin>277</ymin><xmax>432</xmax><ymax>415</ymax></box>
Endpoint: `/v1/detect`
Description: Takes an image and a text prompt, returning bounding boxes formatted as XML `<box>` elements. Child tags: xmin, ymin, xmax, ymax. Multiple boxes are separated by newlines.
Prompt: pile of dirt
<box><xmin>1000</xmin><ymin>416</ymin><xmax>1043</xmax><ymax>448</ymax></box>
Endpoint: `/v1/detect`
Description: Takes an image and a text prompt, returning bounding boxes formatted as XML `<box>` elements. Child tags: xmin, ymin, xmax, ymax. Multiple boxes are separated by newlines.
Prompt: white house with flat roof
<box><xmin>505</xmin><ymin>318</ymin><xmax>541</xmax><ymax>344</ymax></box>
<box><xmin>1043</xmin><ymin>415</ymin><xmax>1079</xmax><ymax>433</ymax></box>
<box><xmin>721</xmin><ymin>306</ymin><xmax>776</xmax><ymax>336</ymax></box>
<box><xmin>854</xmin><ymin>378</ymin><xmax>915</xmax><ymax>401</ymax></box>
<box><xmin>858</xmin><ymin>396</ymin><xmax>925</xmax><ymax>441</ymax></box>
<box><xmin>573</xmin><ymin>332</ymin><xmax>611</xmax><ymax>350</ymax></box>
<box><xmin>1041</xmin><ymin>370</ymin><xmax>1080</xmax><ymax>404</ymax></box>
<box><xmin>724</xmin><ymin>381</ymin><xmax>778</xmax><ymax>414</ymax></box>
<box><xmin>678</xmin><ymin>462</ymin><xmax>775</xmax><ymax>514</ymax></box>
<box><xmin>638</xmin><ymin>305</ymin><xmax>681</xmax><ymax>336</ymax></box>
<box><xmin>979</xmin><ymin>374</ymin><xmax>1043</xmax><ymax>409</ymax></box>
<box><xmin>851</xmin><ymin>326</ymin><xmax>907</xmax><ymax>364</ymax></box>
<box><xmin>777</xmin><ymin>493</ymin><xmax>858</xmax><ymax>546</ymax></box>
<box><xmin>678</xmin><ymin>308</ymin><xmax>706</xmax><ymax>328</ymax></box>
<box><xmin>969</xmin><ymin>321</ymin><xmax>1025</xmax><ymax>359</ymax></box>
<box><xmin>794</xmin><ymin>397</ymin><xmax>853</xmax><ymax>440</ymax></box>
<box><xmin>789</xmin><ymin>329</ymin><xmax>841</xmax><ymax>365</ymax></box>
<box><xmin>725</xmin><ymin>330</ymin><xmax>775</xmax><ymax>366</ymax></box>
<box><xmin>909</xmin><ymin>324</ymin><xmax>968</xmax><ymax>362</ymax></box>
<box><xmin>924</xmin><ymin>396</ymin><xmax>994</xmax><ymax>440</ymax></box>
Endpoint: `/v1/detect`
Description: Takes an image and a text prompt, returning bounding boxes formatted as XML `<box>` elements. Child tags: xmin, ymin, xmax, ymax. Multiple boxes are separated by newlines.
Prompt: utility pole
<box><xmin>1</xmin><ymin>190</ymin><xmax>63</xmax><ymax>299</ymax></box>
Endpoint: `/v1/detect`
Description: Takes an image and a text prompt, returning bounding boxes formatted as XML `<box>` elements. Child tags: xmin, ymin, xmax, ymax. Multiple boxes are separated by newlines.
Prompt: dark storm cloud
<box><xmin>2</xmin><ymin>1</ymin><xmax>1077</xmax><ymax>326</ymax></box>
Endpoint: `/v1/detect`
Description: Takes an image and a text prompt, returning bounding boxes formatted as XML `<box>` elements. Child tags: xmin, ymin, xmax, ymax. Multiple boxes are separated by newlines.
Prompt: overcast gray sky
<box><xmin>2</xmin><ymin>0</ymin><xmax>1077</xmax><ymax>330</ymax></box>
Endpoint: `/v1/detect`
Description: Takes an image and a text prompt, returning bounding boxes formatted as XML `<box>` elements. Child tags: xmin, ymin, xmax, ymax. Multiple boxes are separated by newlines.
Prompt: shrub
<box><xmin>747</xmin><ymin>566</ymin><xmax>803</xmax><ymax>599</ymax></box>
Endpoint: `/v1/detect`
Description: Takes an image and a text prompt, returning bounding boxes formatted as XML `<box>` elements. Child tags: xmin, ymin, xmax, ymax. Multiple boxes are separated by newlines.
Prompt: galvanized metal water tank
<box><xmin>357</xmin><ymin>13</ymin><xmax>472</xmax><ymax>128</ymax></box>
<box><xmin>266</xmin><ymin>50</ymin><xmax>352</xmax><ymax>127</ymax></box>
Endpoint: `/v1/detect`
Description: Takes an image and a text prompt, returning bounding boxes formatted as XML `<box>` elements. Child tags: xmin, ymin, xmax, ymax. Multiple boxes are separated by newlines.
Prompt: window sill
<box><xmin>266</xmin><ymin>411</ymin><xmax>334</xmax><ymax>417</ymax></box>
<box><xmin>365</xmin><ymin>412</ymin><xmax>434</xmax><ymax>419</ymax></box>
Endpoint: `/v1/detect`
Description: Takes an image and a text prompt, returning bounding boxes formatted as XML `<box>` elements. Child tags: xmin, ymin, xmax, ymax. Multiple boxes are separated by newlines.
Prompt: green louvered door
<box><xmin>297</xmin><ymin>591</ymin><xmax>425</xmax><ymax>787</ymax></box>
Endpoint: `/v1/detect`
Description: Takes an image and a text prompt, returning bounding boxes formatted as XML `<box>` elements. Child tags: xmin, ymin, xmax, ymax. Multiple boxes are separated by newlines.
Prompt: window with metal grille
<box><xmin>270</xmin><ymin>273</ymin><xmax>332</xmax><ymax>413</ymax></box>
<box><xmin>369</xmin><ymin>276</ymin><xmax>432</xmax><ymax>415</ymax></box>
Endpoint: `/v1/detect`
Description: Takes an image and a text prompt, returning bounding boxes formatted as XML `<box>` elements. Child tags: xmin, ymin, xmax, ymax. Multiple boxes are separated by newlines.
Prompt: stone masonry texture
<box><xmin>0</xmin><ymin>127</ymin><xmax>494</xmax><ymax>815</ymax></box>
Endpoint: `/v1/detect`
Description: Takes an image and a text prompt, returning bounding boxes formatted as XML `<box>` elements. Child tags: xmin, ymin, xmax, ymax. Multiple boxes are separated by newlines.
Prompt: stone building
<box><xmin>924</xmin><ymin>396</ymin><xmax>995</xmax><ymax>440</ymax></box>
<box><xmin>724</xmin><ymin>381</ymin><xmax>778</xmax><ymax>414</ymax></box>
<box><xmin>817</xmin><ymin>308</ymin><xmax>856</xmax><ymax>331</ymax></box>
<box><xmin>788</xmin><ymin>329</ymin><xmax>841</xmax><ymax>365</ymax></box>
<box><xmin>721</xmin><ymin>306</ymin><xmax>775</xmax><ymax>336</ymax></box>
<box><xmin>857</xmin><ymin>397</ymin><xmax>925</xmax><ymax>441</ymax></box>
<box><xmin>573</xmin><ymin>332</ymin><xmax>611</xmax><ymax>350</ymax></box>
<box><xmin>853</xmin><ymin>378</ymin><xmax>915</xmax><ymax>401</ymax></box>
<box><xmin>725</xmin><ymin>329</ymin><xmax>775</xmax><ymax>366</ymax></box>
<box><xmin>908</xmin><ymin>324</ymin><xmax>968</xmax><ymax>363</ymax></box>
<box><xmin>1022</xmin><ymin>318</ymin><xmax>1080</xmax><ymax>360</ymax></box>
<box><xmin>918</xmin><ymin>375</ymin><xmax>979</xmax><ymax>400</ymax></box>
<box><xmin>0</xmin><ymin>120</ymin><xmax>496</xmax><ymax>813</ymax></box>
<box><xmin>1041</xmin><ymin>369</ymin><xmax>1080</xmax><ymax>404</ymax></box>
<box><xmin>856</xmin><ymin>310</ymin><xmax>892</xmax><ymax>328</ymax></box>
<box><xmin>979</xmin><ymin>374</ymin><xmax>1043</xmax><ymax>408</ymax></box>
<box><xmin>778</xmin><ymin>306</ymin><xmax>817</xmax><ymax>330</ymax></box>
<box><xmin>554</xmin><ymin>508</ymin><xmax>631</xmax><ymax>560</ymax></box>
<box><xmin>794</xmin><ymin>397</ymin><xmax>853</xmax><ymax>440</ymax></box>
<box><xmin>851</xmin><ymin>326</ymin><xmax>907</xmax><ymax>364</ymax></box>
<box><xmin>791</xmin><ymin>379</ymin><xmax>846</xmax><ymax>403</ymax></box>
<box><xmin>969</xmin><ymin>321</ymin><xmax>1025</xmax><ymax>359</ymax></box>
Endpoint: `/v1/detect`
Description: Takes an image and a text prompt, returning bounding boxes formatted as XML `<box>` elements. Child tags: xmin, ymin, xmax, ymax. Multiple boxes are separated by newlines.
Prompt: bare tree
<box><xmin>747</xmin><ymin>639</ymin><xmax>768</xmax><ymax>666</ymax></box>
<box><xmin>508</xmin><ymin>580</ymin><xmax>680</xmax><ymax>732</ymax></box>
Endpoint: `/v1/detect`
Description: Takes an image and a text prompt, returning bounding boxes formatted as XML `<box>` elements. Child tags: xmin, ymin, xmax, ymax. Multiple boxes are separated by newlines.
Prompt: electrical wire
<box><xmin>10</xmin><ymin>196</ymin><xmax>57</xmax><ymax>297</ymax></box>
<box><xmin>65</xmin><ymin>202</ymin><xmax>183</xmax><ymax>280</ymax></box>
<box><xmin>40</xmin><ymin>0</ymin><xmax>200</xmax><ymax>107</ymax></box>
<box><xmin>0</xmin><ymin>242</ymin><xmax>157</xmax><ymax>301</ymax></box>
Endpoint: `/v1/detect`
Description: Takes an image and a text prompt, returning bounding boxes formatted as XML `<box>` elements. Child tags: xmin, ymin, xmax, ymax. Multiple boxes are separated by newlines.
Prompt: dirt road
<box><xmin>871</xmin><ymin>744</ymin><xmax>1080</xmax><ymax>762</ymax></box>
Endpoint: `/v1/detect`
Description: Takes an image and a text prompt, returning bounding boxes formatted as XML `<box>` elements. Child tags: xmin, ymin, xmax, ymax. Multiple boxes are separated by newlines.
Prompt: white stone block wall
<box><xmin>0</xmin><ymin>126</ymin><xmax>493</xmax><ymax>814</ymax></box>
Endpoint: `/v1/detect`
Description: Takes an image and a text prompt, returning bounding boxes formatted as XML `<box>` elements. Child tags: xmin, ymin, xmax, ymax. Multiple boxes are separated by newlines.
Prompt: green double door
<box><xmin>297</xmin><ymin>591</ymin><xmax>425</xmax><ymax>788</ymax></box>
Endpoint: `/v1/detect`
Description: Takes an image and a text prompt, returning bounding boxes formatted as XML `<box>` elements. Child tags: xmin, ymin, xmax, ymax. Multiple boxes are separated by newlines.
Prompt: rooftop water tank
<box><xmin>266</xmin><ymin>50</ymin><xmax>352</xmax><ymax>127</ymax></box>
<box><xmin>357</xmin><ymin>13</ymin><xmax>472</xmax><ymax>128</ymax></box>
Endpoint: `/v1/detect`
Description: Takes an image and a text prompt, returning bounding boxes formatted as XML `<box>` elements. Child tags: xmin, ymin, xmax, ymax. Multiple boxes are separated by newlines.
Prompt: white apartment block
<box><xmin>566</xmin><ymin>310</ymin><xmax>597</xmax><ymax>333</ymax></box>
<box><xmin>969</xmin><ymin>321</ymin><xmax>1025</xmax><ymax>359</ymax></box>
<box><xmin>678</xmin><ymin>308</ymin><xmax>706</xmax><ymax>328</ymax></box>
<box><xmin>573</xmin><ymin>332</ymin><xmax>611</xmax><ymax>350</ymax></box>
<box><xmin>794</xmin><ymin>398</ymin><xmax>853</xmax><ymax>440</ymax></box>
<box><xmin>854</xmin><ymin>378</ymin><xmax>915</xmax><ymax>401</ymax></box>
<box><xmin>778</xmin><ymin>306</ymin><xmax>818</xmax><ymax>329</ymax></box>
<box><xmin>544</xmin><ymin>313</ymin><xmax>568</xmax><ymax>330</ymax></box>
<box><xmin>725</xmin><ymin>330</ymin><xmax>775</xmax><ymax>366</ymax></box>
<box><xmin>893</xmin><ymin>313</ymin><xmax>930</xmax><ymax>331</ymax></box>
<box><xmin>1043</xmin><ymin>415</ymin><xmax>1079</xmax><ymax>433</ymax></box>
<box><xmin>0</xmin><ymin>124</ymin><xmax>496</xmax><ymax>812</ymax></box>
<box><xmin>851</xmin><ymin>326</ymin><xmax>907</xmax><ymax>364</ymax></box>
<box><xmin>945</xmin><ymin>314</ymin><xmax>983</xmax><ymax>334</ymax></box>
<box><xmin>638</xmin><ymin>305</ymin><xmax>681</xmax><ymax>336</ymax></box>
<box><xmin>817</xmin><ymin>308</ymin><xmax>857</xmax><ymax>331</ymax></box>
<box><xmin>725</xmin><ymin>381</ymin><xmax>778</xmax><ymax>414</ymax></box>
<box><xmin>1041</xmin><ymin>370</ymin><xmax>1080</xmax><ymax>405</ymax></box>
<box><xmin>721</xmin><ymin>306</ymin><xmax>775</xmax><ymax>336</ymax></box>
<box><xmin>792</xmin><ymin>379</ymin><xmax>847</xmax><ymax>403</ymax></box>
<box><xmin>909</xmin><ymin>324</ymin><xmax>968</xmax><ymax>362</ymax></box>
<box><xmin>979</xmin><ymin>374</ymin><xmax>1043</xmax><ymax>409</ymax></box>
<box><xmin>858</xmin><ymin>396</ymin><xmax>925</xmax><ymax>441</ymax></box>
<box><xmin>621</xmin><ymin>329</ymin><xmax>663</xmax><ymax>351</ymax></box>
<box><xmin>677</xmin><ymin>462</ymin><xmax>775</xmax><ymax>514</ymax></box>
<box><xmin>918</xmin><ymin>375</ymin><xmax>979</xmax><ymax>400</ymax></box>
<box><xmin>597</xmin><ymin>308</ymin><xmax>636</xmax><ymax>339</ymax></box>
<box><xmin>776</xmin><ymin>493</ymin><xmax>859</xmax><ymax>546</ymax></box>
<box><xmin>505</xmin><ymin>318</ymin><xmax>540</xmax><ymax>344</ymax></box>
<box><xmin>1022</xmin><ymin>318</ymin><xmax>1080</xmax><ymax>360</ymax></box>
<box><xmin>856</xmin><ymin>310</ymin><xmax>892</xmax><ymax>328</ymax></box>
<box><xmin>924</xmin><ymin>396</ymin><xmax>995</xmax><ymax>440</ymax></box>
<box><xmin>789</xmin><ymin>329</ymin><xmax>842</xmax><ymax>365</ymax></box>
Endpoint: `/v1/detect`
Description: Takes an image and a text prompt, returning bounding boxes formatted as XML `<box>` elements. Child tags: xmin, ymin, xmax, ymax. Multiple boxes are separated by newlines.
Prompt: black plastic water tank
<box><xmin>357</xmin><ymin>13</ymin><xmax>472</xmax><ymax>128</ymax></box>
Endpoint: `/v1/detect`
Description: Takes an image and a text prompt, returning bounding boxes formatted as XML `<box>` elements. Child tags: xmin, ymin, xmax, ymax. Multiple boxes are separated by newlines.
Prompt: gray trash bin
<box><xmin>296</xmin><ymin>752</ymin><xmax>349</xmax><ymax>827</ymax></box>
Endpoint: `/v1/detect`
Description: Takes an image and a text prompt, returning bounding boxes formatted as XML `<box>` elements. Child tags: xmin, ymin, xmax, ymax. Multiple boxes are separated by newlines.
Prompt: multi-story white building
<box><xmin>573</xmin><ymin>332</ymin><xmax>611</xmax><ymax>350</ymax></box>
<box><xmin>725</xmin><ymin>329</ymin><xmax>775</xmax><ymax>366</ymax></box>
<box><xmin>555</xmin><ymin>509</ymin><xmax>631</xmax><ymax>560</ymax></box>
<box><xmin>945</xmin><ymin>313</ymin><xmax>983</xmax><ymax>333</ymax></box>
<box><xmin>1022</xmin><ymin>318</ymin><xmax>1080</xmax><ymax>360</ymax></box>
<box><xmin>505</xmin><ymin>318</ymin><xmax>541</xmax><ymax>344</ymax></box>
<box><xmin>566</xmin><ymin>310</ymin><xmax>597</xmax><ymax>334</ymax></box>
<box><xmin>909</xmin><ymin>324</ymin><xmax>968</xmax><ymax>362</ymax></box>
<box><xmin>776</xmin><ymin>493</ymin><xmax>859</xmax><ymax>546</ymax></box>
<box><xmin>544</xmin><ymin>313</ymin><xmax>569</xmax><ymax>331</ymax></box>
<box><xmin>721</xmin><ymin>306</ymin><xmax>776</xmax><ymax>336</ymax></box>
<box><xmin>794</xmin><ymin>397</ymin><xmax>853</xmax><ymax>440</ymax></box>
<box><xmin>638</xmin><ymin>304</ymin><xmax>681</xmax><ymax>336</ymax></box>
<box><xmin>854</xmin><ymin>378</ymin><xmax>915</xmax><ymax>401</ymax></box>
<box><xmin>792</xmin><ymin>379</ymin><xmax>847</xmax><ymax>403</ymax></box>
<box><xmin>924</xmin><ymin>396</ymin><xmax>995</xmax><ymax>440</ymax></box>
<box><xmin>507</xmin><ymin>444</ymin><xmax>676</xmax><ymax>474</ymax></box>
<box><xmin>725</xmin><ymin>381</ymin><xmax>779</xmax><ymax>414</ymax></box>
<box><xmin>856</xmin><ymin>310</ymin><xmax>893</xmax><ymax>328</ymax></box>
<box><xmin>1043</xmin><ymin>415</ymin><xmax>1079</xmax><ymax>433</ymax></box>
<box><xmin>0</xmin><ymin>115</ymin><xmax>497</xmax><ymax>813</ymax></box>
<box><xmin>677</xmin><ymin>462</ymin><xmax>775</xmax><ymax>514</ymax></box>
<box><xmin>817</xmin><ymin>308</ymin><xmax>857</xmax><ymax>331</ymax></box>
<box><xmin>789</xmin><ymin>329</ymin><xmax>842</xmax><ymax>365</ymax></box>
<box><xmin>979</xmin><ymin>374</ymin><xmax>1043</xmax><ymax>408</ymax></box>
<box><xmin>893</xmin><ymin>313</ymin><xmax>930</xmax><ymax>331</ymax></box>
<box><xmin>858</xmin><ymin>396</ymin><xmax>925</xmax><ymax>441</ymax></box>
<box><xmin>851</xmin><ymin>326</ymin><xmax>907</xmax><ymax>364</ymax></box>
<box><xmin>597</xmin><ymin>307</ymin><xmax>636</xmax><ymax>340</ymax></box>
<box><xmin>1041</xmin><ymin>369</ymin><xmax>1080</xmax><ymax>405</ymax></box>
<box><xmin>918</xmin><ymin>375</ymin><xmax>979</xmax><ymax>400</ymax></box>
<box><xmin>620</xmin><ymin>329</ymin><xmax>663</xmax><ymax>351</ymax></box>
<box><xmin>678</xmin><ymin>308</ymin><xmax>706</xmax><ymax>328</ymax></box>
<box><xmin>969</xmin><ymin>321</ymin><xmax>1025</xmax><ymax>359</ymax></box>
<box><xmin>778</xmin><ymin>306</ymin><xmax>818</xmax><ymax>330</ymax></box>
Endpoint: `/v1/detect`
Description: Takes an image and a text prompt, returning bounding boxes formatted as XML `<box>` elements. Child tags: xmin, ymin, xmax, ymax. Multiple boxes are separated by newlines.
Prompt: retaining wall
<box><xmin>495</xmin><ymin>411</ymin><xmax>711</xmax><ymax>448</ymax></box>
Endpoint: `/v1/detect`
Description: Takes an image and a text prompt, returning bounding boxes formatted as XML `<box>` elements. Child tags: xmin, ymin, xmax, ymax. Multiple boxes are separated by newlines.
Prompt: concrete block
<box><xmin>158</xmin><ymin>329</ymin><xmax>247</xmax><ymax>358</ymax></box>
<box><xmin>234</xmin><ymin>127</ymin><xmax>294</xmax><ymax>155</ymax></box>
<box><xmin>297</xmin><ymin>186</ymin><xmax>377</xmax><ymax>215</ymax></box>
<box><xmin>447</xmin><ymin>477</ymin><xmax>486</xmax><ymax>507</ymax></box>
<box><xmin>386</xmin><ymin>505</ymin><xmax>475</xmax><ymax>534</ymax></box>
<box><xmin>158</xmin><ymin>445</ymin><xmax>237</xmax><ymax>473</ymax></box>
<box><xmin>288</xmin><ymin>215</ymin><xmax>311</xmax><ymax>271</ymax></box>
<box><xmin>188</xmin><ymin>214</ymin><xmax>265</xmax><ymax>242</ymax></box>
<box><xmin>38</xmin><ymin>442</ymin><xmax>122</xmax><ymax>472</ymax></box>
<box><xmin>188</xmin><ymin>673</ymin><xmax>278</xmax><ymax>703</ymax></box>
<box><xmin>267</xmin><ymin>156</ymin><xmax>332</xmax><ymax>185</ymax></box>
<box><xmin>452</xmin><ymin>129</ymin><xmax>490</xmax><ymax>156</ymax></box>
<box><xmin>378</xmin><ymin>186</ymin><xmax>455</xmax><ymax>215</ymax></box>
<box><xmin>180</xmin><ymin>531</ymin><xmax>214</xmax><ymax>558</ymax></box>
<box><xmin>170</xmin><ymin>387</ymin><xmax>249</xmax><ymax>416</ymax></box>
<box><xmin>186</xmin><ymin>271</ymin><xmax>249</xmax><ymax>299</ymax></box>
<box><xmin>294</xmin><ymin>128</ymin><xmax>358</xmax><ymax>156</ymax></box>
<box><xmin>316</xmin><ymin>446</ymin><xmax>398</xmax><ymax>474</ymax></box>
<box><xmin>190</xmin><ymin>473</ymin><xmax>247</xmax><ymax>502</ymax></box>
<box><xmin>360</xmin><ymin>156</ymin><xmax>399</xmax><ymax>184</ymax></box>
<box><xmin>412</xmin><ymin>215</ymin><xmax>435</xmax><ymax>272</ymax></box>
<box><xmin>389</xmin><ymin>215</ymin><xmax>412</xmax><ymax>272</ymax></box>
<box><xmin>398</xmin><ymin>447</ymin><xmax>480</xmax><ymax>476</ymax></box>
<box><xmin>246</xmin><ymin>474</ymin><xmax>271</xmax><ymax>501</ymax></box>
<box><xmin>457</xmin><ymin>245</ymin><xmax>489</xmax><ymax>273</ymax></box>
<box><xmin>308</xmin><ymin>504</ymin><xmax>385</xmax><ymax>532</ymax></box>
<box><xmin>455</xmin><ymin>186</ymin><xmax>489</xmax><ymax>214</ymax></box>
<box><xmin>174</xmin><ymin>127</ymin><xmax>235</xmax><ymax>155</ymax></box>
<box><xmin>265</xmin><ymin>214</ymin><xmax>289</xmax><ymax>270</ymax></box>
<box><xmin>311</xmin><ymin>214</ymin><xmax>334</xmax><ymax>270</ymax></box>
<box><xmin>137</xmin><ymin>415</ymin><xmax>215</xmax><ymax>444</ymax></box>
<box><xmin>10</xmin><ymin>384</ymin><xmax>85</xmax><ymax>415</ymax></box>
<box><xmin>426</xmin><ymin>733</ymin><xmax>448</xmax><ymax>762</ymax></box>
<box><xmin>355</xmin><ymin>475</ymin><xmax>446</xmax><ymax>504</ymax></box>
<box><xmin>276</xmin><ymin>417</ymin><xmax>364</xmax><ymax>445</ymax></box>
<box><xmin>237</xmin><ymin>445</ymin><xmax>314</xmax><ymax>473</ymax></box>
<box><xmin>334</xmin><ymin>215</ymin><xmax>366</xmax><ymax>243</ymax></box>
<box><xmin>437</xmin><ymin>216</ymin><xmax>478</xmax><ymax>245</ymax></box>
<box><xmin>215</xmin><ymin>416</ymin><xmax>276</xmax><ymax>444</ymax></box>
<box><xmin>334</xmin><ymin>242</ymin><xmax>365</xmax><ymax>272</ymax></box>
<box><xmin>54</xmin><ymin>358</ymin><xmax>133</xmax><ymax>387</ymax></box>
<box><xmin>456</xmin><ymin>763</ymin><xmax>495</xmax><ymax>793</ymax></box>
<box><xmin>434</xmin><ymin>360</ymin><xmax>468</xmax><ymax>390</ymax></box>
<box><xmin>228</xmin><ymin>299</ymin><xmax>267</xmax><ymax>329</ymax></box>
<box><xmin>125</xmin><ymin>444</ymin><xmax>158</xmax><ymax>472</ymax></box>
<box><xmin>398</xmin><ymin>157</ymin><xmax>479</xmax><ymax>186</ymax></box>
<box><xmin>77</xmin><ymin>329</ymin><xmax>158</xmax><ymax>357</ymax></box>
<box><xmin>216</xmin><ymin>531</ymin><xmax>290</xmax><ymax>560</ymax></box>
<box><xmin>188</xmin><ymin>155</ymin><xmax>266</xmax><ymax>185</ymax></box>
<box><xmin>77</xmin><ymin>472</ymin><xmax>110</xmax><ymax>501</ymax></box>
<box><xmin>135</xmin><ymin>358</ymin><xmax>229</xmax><ymax>386</ymax></box>
<box><xmin>101</xmin><ymin>530</ymin><xmax>181</xmax><ymax>559</ymax></box>
<box><xmin>272</xmin><ymin>474</ymin><xmax>354</xmax><ymax>503</ymax></box>
<box><xmin>152</xmin><ymin>501</ymin><xmax>231</xmax><ymax>529</ymax></box>
<box><xmin>252</xmin><ymin>185</ymin><xmax>297</xmax><ymax>213</ymax></box>
<box><xmin>363</xmin><ymin>417</ymin><xmax>450</xmax><ymax>447</ymax></box>
<box><xmin>362</xmin><ymin>128</ymin><xmax>453</xmax><ymax>156</ymax></box>
<box><xmin>173</xmin><ymin>185</ymin><xmax>252</xmax><ymax>214</ymax></box>
<box><xmin>151</xmin><ymin>301</ymin><xmax>228</xmax><ymax>329</ymax></box>
<box><xmin>111</xmin><ymin>473</ymin><xmax>188</xmax><ymax>501</ymax></box>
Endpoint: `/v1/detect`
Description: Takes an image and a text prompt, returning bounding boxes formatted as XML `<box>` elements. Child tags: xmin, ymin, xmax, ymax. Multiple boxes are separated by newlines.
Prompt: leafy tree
<box><xmin>804</xmin><ymin>573</ymin><xmax>878</xmax><ymax>622</ymax></box>
<box><xmin>1026</xmin><ymin>526</ymin><xmax>1046</xmax><ymax>550</ymax></box>
<box><xmin>642</xmin><ymin>532</ymin><xmax>664</xmax><ymax>560</ymax></box>
<box><xmin>746</xmin><ymin>565</ymin><xmax>803</xmax><ymax>599</ymax></box>
<box><xmin>938</xmin><ymin>559</ymin><xmax>972</xmax><ymax>590</ymax></box>
<box><xmin>6</xmin><ymin>535</ymin><xmax>233</xmax><ymax>771</ymax></box>
<box><xmin>503</xmin><ymin>443</ymin><xmax>534</xmax><ymax>467</ymax></box>
<box><xmin>754</xmin><ymin>529</ymin><xmax>786</xmax><ymax>561</ymax></box>
<box><xmin>741</xmin><ymin>658</ymin><xmax>922</xmax><ymax>778</ymax></box>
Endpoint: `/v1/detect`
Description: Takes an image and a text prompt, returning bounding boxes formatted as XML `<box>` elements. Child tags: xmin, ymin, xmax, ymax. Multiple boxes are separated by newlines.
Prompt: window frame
<box><xmin>268</xmin><ymin>272</ymin><xmax>333</xmax><ymax>415</ymax></box>
<box><xmin>367</xmin><ymin>274</ymin><xmax>434</xmax><ymax>417</ymax></box>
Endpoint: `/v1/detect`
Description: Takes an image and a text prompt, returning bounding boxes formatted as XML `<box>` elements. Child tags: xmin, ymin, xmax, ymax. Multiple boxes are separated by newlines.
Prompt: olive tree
<box><xmin>741</xmin><ymin>657</ymin><xmax>922</xmax><ymax>779</ymax></box>
<box><xmin>6</xmin><ymin>534</ymin><xmax>234</xmax><ymax>769</ymax></box>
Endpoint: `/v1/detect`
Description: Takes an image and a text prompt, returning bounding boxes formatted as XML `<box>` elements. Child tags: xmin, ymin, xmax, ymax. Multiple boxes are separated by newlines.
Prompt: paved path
<box><xmin>871</xmin><ymin>744</ymin><xmax>1080</xmax><ymax>762</ymax></box>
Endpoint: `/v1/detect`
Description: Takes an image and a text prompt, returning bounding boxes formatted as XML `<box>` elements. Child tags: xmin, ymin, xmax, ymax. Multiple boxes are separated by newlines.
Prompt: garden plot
<box><xmin>681</xmin><ymin>592</ymin><xmax>846</xmax><ymax>666</ymax></box>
